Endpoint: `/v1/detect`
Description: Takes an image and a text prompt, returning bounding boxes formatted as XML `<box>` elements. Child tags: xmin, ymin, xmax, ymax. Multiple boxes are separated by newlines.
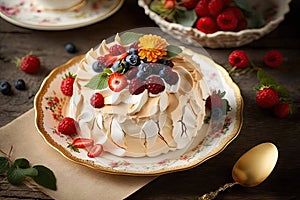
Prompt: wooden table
<box><xmin>1</xmin><ymin>0</ymin><xmax>299</xmax><ymax>199</ymax></box>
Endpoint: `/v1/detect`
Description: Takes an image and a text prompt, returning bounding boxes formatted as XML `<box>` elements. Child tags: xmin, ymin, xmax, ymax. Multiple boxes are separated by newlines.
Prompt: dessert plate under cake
<box><xmin>34</xmin><ymin>50</ymin><xmax>243</xmax><ymax>175</ymax></box>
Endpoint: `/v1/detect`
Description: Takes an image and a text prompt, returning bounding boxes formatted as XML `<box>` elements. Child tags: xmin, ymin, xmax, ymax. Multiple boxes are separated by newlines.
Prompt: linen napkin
<box><xmin>0</xmin><ymin>109</ymin><xmax>155</xmax><ymax>200</ymax></box>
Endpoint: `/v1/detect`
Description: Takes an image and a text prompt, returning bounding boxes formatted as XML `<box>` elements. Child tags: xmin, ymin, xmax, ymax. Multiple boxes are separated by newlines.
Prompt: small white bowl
<box><xmin>138</xmin><ymin>0</ymin><xmax>291</xmax><ymax>48</ymax></box>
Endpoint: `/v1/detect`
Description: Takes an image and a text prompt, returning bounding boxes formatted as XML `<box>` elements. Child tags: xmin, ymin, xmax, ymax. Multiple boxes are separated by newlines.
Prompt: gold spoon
<box><xmin>199</xmin><ymin>142</ymin><xmax>278</xmax><ymax>200</ymax></box>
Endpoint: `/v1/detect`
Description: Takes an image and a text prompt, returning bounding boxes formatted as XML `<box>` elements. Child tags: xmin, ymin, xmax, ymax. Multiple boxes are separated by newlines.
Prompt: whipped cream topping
<box><xmin>66</xmin><ymin>34</ymin><xmax>209</xmax><ymax>157</ymax></box>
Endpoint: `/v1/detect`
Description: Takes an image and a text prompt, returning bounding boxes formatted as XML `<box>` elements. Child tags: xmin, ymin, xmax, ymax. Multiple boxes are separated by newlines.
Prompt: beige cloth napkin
<box><xmin>0</xmin><ymin>109</ymin><xmax>155</xmax><ymax>200</ymax></box>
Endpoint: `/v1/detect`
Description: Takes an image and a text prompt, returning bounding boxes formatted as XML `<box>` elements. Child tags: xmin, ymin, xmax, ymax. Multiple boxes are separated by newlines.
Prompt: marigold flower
<box><xmin>138</xmin><ymin>34</ymin><xmax>168</xmax><ymax>62</ymax></box>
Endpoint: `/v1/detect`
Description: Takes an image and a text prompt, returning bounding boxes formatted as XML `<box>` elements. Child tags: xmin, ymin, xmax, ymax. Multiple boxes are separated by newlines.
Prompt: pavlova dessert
<box><xmin>57</xmin><ymin>32</ymin><xmax>210</xmax><ymax>158</ymax></box>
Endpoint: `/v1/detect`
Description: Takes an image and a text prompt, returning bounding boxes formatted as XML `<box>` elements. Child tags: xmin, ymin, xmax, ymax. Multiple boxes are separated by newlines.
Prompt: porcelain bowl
<box><xmin>138</xmin><ymin>0</ymin><xmax>291</xmax><ymax>48</ymax></box>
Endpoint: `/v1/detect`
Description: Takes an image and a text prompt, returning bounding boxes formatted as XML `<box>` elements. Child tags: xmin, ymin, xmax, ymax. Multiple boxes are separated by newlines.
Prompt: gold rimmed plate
<box><xmin>34</xmin><ymin>51</ymin><xmax>243</xmax><ymax>176</ymax></box>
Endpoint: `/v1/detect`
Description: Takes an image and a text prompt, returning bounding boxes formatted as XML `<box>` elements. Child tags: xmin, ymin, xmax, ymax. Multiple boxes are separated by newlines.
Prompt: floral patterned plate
<box><xmin>34</xmin><ymin>52</ymin><xmax>243</xmax><ymax>176</ymax></box>
<box><xmin>0</xmin><ymin>0</ymin><xmax>123</xmax><ymax>30</ymax></box>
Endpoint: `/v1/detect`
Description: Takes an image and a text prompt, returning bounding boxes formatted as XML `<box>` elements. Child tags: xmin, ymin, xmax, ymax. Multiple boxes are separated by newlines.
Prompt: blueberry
<box><xmin>92</xmin><ymin>61</ymin><xmax>105</xmax><ymax>73</ymax></box>
<box><xmin>125</xmin><ymin>54</ymin><xmax>140</xmax><ymax>66</ymax></box>
<box><xmin>14</xmin><ymin>79</ymin><xmax>26</xmax><ymax>90</ymax></box>
<box><xmin>0</xmin><ymin>81</ymin><xmax>11</xmax><ymax>95</ymax></box>
<box><xmin>137</xmin><ymin>63</ymin><xmax>152</xmax><ymax>80</ymax></box>
<box><xmin>159</xmin><ymin>59</ymin><xmax>174</xmax><ymax>67</ymax></box>
<box><xmin>128</xmin><ymin>48</ymin><xmax>137</xmax><ymax>55</ymax></box>
<box><xmin>65</xmin><ymin>43</ymin><xmax>77</xmax><ymax>53</ymax></box>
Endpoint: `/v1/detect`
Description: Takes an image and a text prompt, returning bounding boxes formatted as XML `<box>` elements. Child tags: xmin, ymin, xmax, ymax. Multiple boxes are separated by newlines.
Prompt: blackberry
<box><xmin>14</xmin><ymin>79</ymin><xmax>26</xmax><ymax>90</ymax></box>
<box><xmin>0</xmin><ymin>81</ymin><xmax>11</xmax><ymax>95</ymax></box>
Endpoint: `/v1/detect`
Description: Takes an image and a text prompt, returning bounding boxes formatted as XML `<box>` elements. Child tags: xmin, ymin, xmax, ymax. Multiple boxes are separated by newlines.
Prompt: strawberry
<box><xmin>256</xmin><ymin>88</ymin><xmax>279</xmax><ymax>109</ymax></box>
<box><xmin>57</xmin><ymin>117</ymin><xmax>77</xmax><ymax>136</ymax></box>
<box><xmin>108</xmin><ymin>72</ymin><xmax>128</xmax><ymax>92</ymax></box>
<box><xmin>60</xmin><ymin>72</ymin><xmax>76</xmax><ymax>96</ymax></box>
<box><xmin>273</xmin><ymin>102</ymin><xmax>290</xmax><ymax>118</ymax></box>
<box><xmin>70</xmin><ymin>138</ymin><xmax>94</xmax><ymax>148</ymax></box>
<box><xmin>16</xmin><ymin>53</ymin><xmax>40</xmax><ymax>74</ymax></box>
<box><xmin>90</xmin><ymin>93</ymin><xmax>105</xmax><ymax>108</ymax></box>
<box><xmin>87</xmin><ymin>144</ymin><xmax>103</xmax><ymax>158</ymax></box>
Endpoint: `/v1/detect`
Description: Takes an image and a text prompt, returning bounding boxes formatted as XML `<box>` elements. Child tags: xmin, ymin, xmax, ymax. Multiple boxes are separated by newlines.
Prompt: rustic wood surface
<box><xmin>1</xmin><ymin>0</ymin><xmax>300</xmax><ymax>199</ymax></box>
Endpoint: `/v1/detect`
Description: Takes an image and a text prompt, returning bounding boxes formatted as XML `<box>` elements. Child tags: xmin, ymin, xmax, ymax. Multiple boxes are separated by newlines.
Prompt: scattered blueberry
<box><xmin>14</xmin><ymin>79</ymin><xmax>26</xmax><ymax>90</ymax></box>
<box><xmin>0</xmin><ymin>81</ymin><xmax>12</xmax><ymax>95</ymax></box>
<box><xmin>65</xmin><ymin>43</ymin><xmax>77</xmax><ymax>53</ymax></box>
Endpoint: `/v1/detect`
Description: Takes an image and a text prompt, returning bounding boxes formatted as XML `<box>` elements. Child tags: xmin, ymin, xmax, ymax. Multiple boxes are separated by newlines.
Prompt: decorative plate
<box><xmin>0</xmin><ymin>0</ymin><xmax>124</xmax><ymax>30</ymax></box>
<box><xmin>34</xmin><ymin>52</ymin><xmax>243</xmax><ymax>175</ymax></box>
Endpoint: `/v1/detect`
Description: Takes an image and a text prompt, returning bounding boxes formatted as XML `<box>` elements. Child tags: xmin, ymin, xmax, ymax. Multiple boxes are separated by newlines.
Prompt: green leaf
<box><xmin>7</xmin><ymin>167</ymin><xmax>37</xmax><ymax>185</ymax></box>
<box><xmin>85</xmin><ymin>73</ymin><xmax>109</xmax><ymax>90</ymax></box>
<box><xmin>14</xmin><ymin>158</ymin><xmax>30</xmax><ymax>168</ymax></box>
<box><xmin>32</xmin><ymin>165</ymin><xmax>57</xmax><ymax>191</ymax></box>
<box><xmin>175</xmin><ymin>8</ymin><xmax>197</xmax><ymax>27</ymax></box>
<box><xmin>120</xmin><ymin>32</ymin><xmax>144</xmax><ymax>45</ymax></box>
<box><xmin>274</xmin><ymin>85</ymin><xmax>290</xmax><ymax>99</ymax></box>
<box><xmin>0</xmin><ymin>157</ymin><xmax>10</xmax><ymax>174</ymax></box>
<box><xmin>246</xmin><ymin>11</ymin><xmax>265</xmax><ymax>29</ymax></box>
<box><xmin>233</xmin><ymin>0</ymin><xmax>253</xmax><ymax>13</ymax></box>
<box><xmin>257</xmin><ymin>69</ymin><xmax>277</xmax><ymax>86</ymax></box>
<box><xmin>166</xmin><ymin>45</ymin><xmax>182</xmax><ymax>58</ymax></box>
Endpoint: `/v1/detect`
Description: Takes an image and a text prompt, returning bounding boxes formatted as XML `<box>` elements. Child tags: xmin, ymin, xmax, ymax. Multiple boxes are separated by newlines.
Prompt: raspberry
<box><xmin>129</xmin><ymin>77</ymin><xmax>146</xmax><ymax>95</ymax></box>
<box><xmin>263</xmin><ymin>50</ymin><xmax>283</xmax><ymax>68</ymax></box>
<box><xmin>195</xmin><ymin>16</ymin><xmax>218</xmax><ymax>34</ymax></box>
<box><xmin>228</xmin><ymin>50</ymin><xmax>249</xmax><ymax>68</ymax></box>
<box><xmin>256</xmin><ymin>88</ymin><xmax>279</xmax><ymax>109</ymax></box>
<box><xmin>182</xmin><ymin>0</ymin><xmax>199</xmax><ymax>10</ymax></box>
<box><xmin>146</xmin><ymin>76</ymin><xmax>165</xmax><ymax>94</ymax></box>
<box><xmin>195</xmin><ymin>0</ymin><xmax>209</xmax><ymax>17</ymax></box>
<box><xmin>223</xmin><ymin>6</ymin><xmax>244</xmax><ymax>21</ymax></box>
<box><xmin>273</xmin><ymin>102</ymin><xmax>290</xmax><ymax>118</ymax></box>
<box><xmin>109</xmin><ymin>44</ymin><xmax>125</xmax><ymax>56</ymax></box>
<box><xmin>217</xmin><ymin>11</ymin><xmax>238</xmax><ymax>31</ymax></box>
<box><xmin>235</xmin><ymin>18</ymin><xmax>248</xmax><ymax>31</ymax></box>
<box><xmin>90</xmin><ymin>93</ymin><xmax>104</xmax><ymax>108</ymax></box>
<box><xmin>223</xmin><ymin>0</ymin><xmax>232</xmax><ymax>6</ymax></box>
<box><xmin>16</xmin><ymin>54</ymin><xmax>41</xmax><ymax>74</ymax></box>
<box><xmin>57</xmin><ymin>117</ymin><xmax>77</xmax><ymax>136</ymax></box>
<box><xmin>208</xmin><ymin>0</ymin><xmax>224</xmax><ymax>17</ymax></box>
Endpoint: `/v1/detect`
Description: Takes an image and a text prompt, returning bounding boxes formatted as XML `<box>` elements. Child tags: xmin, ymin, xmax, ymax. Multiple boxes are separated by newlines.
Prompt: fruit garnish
<box><xmin>228</xmin><ymin>50</ymin><xmax>249</xmax><ymax>69</ymax></box>
<box><xmin>15</xmin><ymin>53</ymin><xmax>40</xmax><ymax>74</ymax></box>
<box><xmin>60</xmin><ymin>72</ymin><xmax>76</xmax><ymax>96</ymax></box>
<box><xmin>145</xmin><ymin>76</ymin><xmax>165</xmax><ymax>94</ymax></box>
<box><xmin>129</xmin><ymin>77</ymin><xmax>146</xmax><ymax>95</ymax></box>
<box><xmin>87</xmin><ymin>144</ymin><xmax>103</xmax><ymax>158</ymax></box>
<box><xmin>256</xmin><ymin>87</ymin><xmax>279</xmax><ymax>109</ymax></box>
<box><xmin>90</xmin><ymin>93</ymin><xmax>105</xmax><ymax>108</ymax></box>
<box><xmin>57</xmin><ymin>117</ymin><xmax>77</xmax><ymax>136</ymax></box>
<box><xmin>108</xmin><ymin>72</ymin><xmax>128</xmax><ymax>92</ymax></box>
<box><xmin>68</xmin><ymin>138</ymin><xmax>94</xmax><ymax>149</ymax></box>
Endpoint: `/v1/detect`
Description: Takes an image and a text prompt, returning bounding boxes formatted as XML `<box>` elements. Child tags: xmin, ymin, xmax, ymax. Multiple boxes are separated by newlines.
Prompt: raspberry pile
<box><xmin>182</xmin><ymin>0</ymin><xmax>248</xmax><ymax>33</ymax></box>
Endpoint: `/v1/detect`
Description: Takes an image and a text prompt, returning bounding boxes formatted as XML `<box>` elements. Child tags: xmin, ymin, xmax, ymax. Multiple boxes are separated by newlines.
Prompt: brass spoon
<box><xmin>199</xmin><ymin>142</ymin><xmax>278</xmax><ymax>200</ymax></box>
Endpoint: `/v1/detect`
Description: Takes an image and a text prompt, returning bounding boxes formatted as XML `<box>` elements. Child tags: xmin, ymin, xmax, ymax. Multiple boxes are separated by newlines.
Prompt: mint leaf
<box><xmin>257</xmin><ymin>69</ymin><xmax>277</xmax><ymax>86</ymax></box>
<box><xmin>32</xmin><ymin>165</ymin><xmax>57</xmax><ymax>191</ymax></box>
<box><xmin>85</xmin><ymin>73</ymin><xmax>109</xmax><ymax>90</ymax></box>
<box><xmin>7</xmin><ymin>167</ymin><xmax>38</xmax><ymax>185</ymax></box>
<box><xmin>120</xmin><ymin>32</ymin><xmax>144</xmax><ymax>45</ymax></box>
<box><xmin>0</xmin><ymin>157</ymin><xmax>10</xmax><ymax>174</ymax></box>
<box><xmin>14</xmin><ymin>158</ymin><xmax>30</xmax><ymax>168</ymax></box>
<box><xmin>175</xmin><ymin>8</ymin><xmax>197</xmax><ymax>27</ymax></box>
<box><xmin>233</xmin><ymin>0</ymin><xmax>253</xmax><ymax>13</ymax></box>
<box><xmin>166</xmin><ymin>45</ymin><xmax>182</xmax><ymax>58</ymax></box>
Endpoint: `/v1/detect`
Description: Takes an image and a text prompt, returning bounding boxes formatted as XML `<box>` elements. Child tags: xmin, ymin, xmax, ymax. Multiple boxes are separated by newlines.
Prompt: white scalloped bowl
<box><xmin>138</xmin><ymin>0</ymin><xmax>291</xmax><ymax>48</ymax></box>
